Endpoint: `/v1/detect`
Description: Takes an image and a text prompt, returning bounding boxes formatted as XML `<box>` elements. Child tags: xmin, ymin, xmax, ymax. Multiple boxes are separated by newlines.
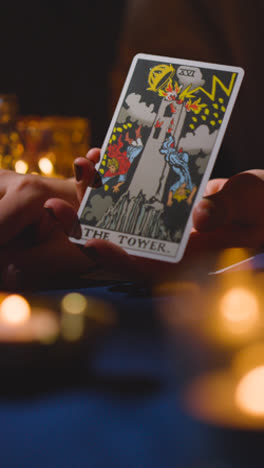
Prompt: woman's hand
<box><xmin>192</xmin><ymin>170</ymin><xmax>264</xmax><ymax>249</ymax></box>
<box><xmin>45</xmin><ymin>163</ymin><xmax>264</xmax><ymax>284</ymax></box>
<box><xmin>0</xmin><ymin>169</ymin><xmax>77</xmax><ymax>246</ymax></box>
<box><xmin>3</xmin><ymin>146</ymin><xmax>264</xmax><ymax>289</ymax></box>
<box><xmin>0</xmin><ymin>149</ymin><xmax>101</xmax><ymax>289</ymax></box>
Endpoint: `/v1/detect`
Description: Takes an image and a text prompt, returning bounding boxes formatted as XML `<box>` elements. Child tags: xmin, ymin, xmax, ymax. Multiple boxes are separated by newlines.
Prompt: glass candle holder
<box><xmin>16</xmin><ymin>116</ymin><xmax>90</xmax><ymax>178</ymax></box>
<box><xmin>0</xmin><ymin>94</ymin><xmax>24</xmax><ymax>170</ymax></box>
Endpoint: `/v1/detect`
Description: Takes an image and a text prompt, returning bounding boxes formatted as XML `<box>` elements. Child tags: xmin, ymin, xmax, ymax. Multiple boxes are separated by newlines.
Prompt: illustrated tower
<box><xmin>97</xmin><ymin>64</ymin><xmax>205</xmax><ymax>239</ymax></box>
<box><xmin>128</xmin><ymin>64</ymin><xmax>205</xmax><ymax>203</ymax></box>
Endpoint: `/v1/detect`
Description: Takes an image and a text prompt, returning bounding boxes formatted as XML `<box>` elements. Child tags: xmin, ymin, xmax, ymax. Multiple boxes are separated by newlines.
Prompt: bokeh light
<box><xmin>38</xmin><ymin>157</ymin><xmax>54</xmax><ymax>175</ymax></box>
<box><xmin>60</xmin><ymin>293</ymin><xmax>87</xmax><ymax>341</ymax></box>
<box><xmin>219</xmin><ymin>287</ymin><xmax>259</xmax><ymax>334</ymax></box>
<box><xmin>31</xmin><ymin>308</ymin><xmax>59</xmax><ymax>344</ymax></box>
<box><xmin>15</xmin><ymin>159</ymin><xmax>28</xmax><ymax>174</ymax></box>
<box><xmin>61</xmin><ymin>293</ymin><xmax>87</xmax><ymax>315</ymax></box>
<box><xmin>235</xmin><ymin>366</ymin><xmax>264</xmax><ymax>417</ymax></box>
<box><xmin>0</xmin><ymin>295</ymin><xmax>31</xmax><ymax>324</ymax></box>
<box><xmin>60</xmin><ymin>313</ymin><xmax>85</xmax><ymax>341</ymax></box>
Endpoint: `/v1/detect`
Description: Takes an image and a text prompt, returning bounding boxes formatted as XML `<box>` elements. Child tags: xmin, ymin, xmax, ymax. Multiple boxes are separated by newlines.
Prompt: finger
<box><xmin>74</xmin><ymin>157</ymin><xmax>96</xmax><ymax>202</ymax></box>
<box><xmin>83</xmin><ymin>238</ymin><xmax>137</xmax><ymax>272</ymax></box>
<box><xmin>203</xmin><ymin>178</ymin><xmax>228</xmax><ymax>197</ymax></box>
<box><xmin>193</xmin><ymin>173</ymin><xmax>264</xmax><ymax>232</ymax></box>
<box><xmin>81</xmin><ymin>238</ymin><xmax>181</xmax><ymax>282</ymax></box>
<box><xmin>192</xmin><ymin>196</ymin><xmax>229</xmax><ymax>232</ymax></box>
<box><xmin>2</xmin><ymin>231</ymin><xmax>97</xmax><ymax>290</ymax></box>
<box><xmin>0</xmin><ymin>190</ymin><xmax>43</xmax><ymax>245</ymax></box>
<box><xmin>44</xmin><ymin>198</ymin><xmax>81</xmax><ymax>238</ymax></box>
<box><xmin>74</xmin><ymin>157</ymin><xmax>102</xmax><ymax>203</ymax></box>
<box><xmin>85</xmin><ymin>147</ymin><xmax>101</xmax><ymax>165</ymax></box>
<box><xmin>188</xmin><ymin>223</ymin><xmax>264</xmax><ymax>253</ymax></box>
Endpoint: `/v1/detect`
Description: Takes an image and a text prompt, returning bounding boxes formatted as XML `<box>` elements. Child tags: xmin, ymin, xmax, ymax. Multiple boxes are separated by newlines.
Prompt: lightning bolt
<box><xmin>179</xmin><ymin>73</ymin><xmax>237</xmax><ymax>102</ymax></box>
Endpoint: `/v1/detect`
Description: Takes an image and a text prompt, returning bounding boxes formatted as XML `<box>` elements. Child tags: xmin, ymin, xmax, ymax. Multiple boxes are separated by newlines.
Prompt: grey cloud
<box><xmin>195</xmin><ymin>154</ymin><xmax>210</xmax><ymax>175</ymax></box>
<box><xmin>117</xmin><ymin>93</ymin><xmax>156</xmax><ymax>127</ymax></box>
<box><xmin>83</xmin><ymin>194</ymin><xmax>113</xmax><ymax>222</ymax></box>
<box><xmin>179</xmin><ymin>125</ymin><xmax>218</xmax><ymax>156</ymax></box>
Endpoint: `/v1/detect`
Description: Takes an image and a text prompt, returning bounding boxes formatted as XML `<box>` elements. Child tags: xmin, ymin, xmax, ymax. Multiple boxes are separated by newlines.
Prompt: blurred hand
<box><xmin>0</xmin><ymin>150</ymin><xmax>101</xmax><ymax>289</ymax></box>
<box><xmin>45</xmin><ymin>161</ymin><xmax>264</xmax><ymax>283</ymax></box>
<box><xmin>3</xmin><ymin>150</ymin><xmax>264</xmax><ymax>289</ymax></box>
<box><xmin>192</xmin><ymin>170</ymin><xmax>264</xmax><ymax>249</ymax></box>
<box><xmin>0</xmin><ymin>169</ymin><xmax>78</xmax><ymax>247</ymax></box>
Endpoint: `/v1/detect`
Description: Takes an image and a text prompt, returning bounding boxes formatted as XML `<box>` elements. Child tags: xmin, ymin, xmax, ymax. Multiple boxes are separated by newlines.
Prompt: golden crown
<box><xmin>147</xmin><ymin>64</ymin><xmax>175</xmax><ymax>92</ymax></box>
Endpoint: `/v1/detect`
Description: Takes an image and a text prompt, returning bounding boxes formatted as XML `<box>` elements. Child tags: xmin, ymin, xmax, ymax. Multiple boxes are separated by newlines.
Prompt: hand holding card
<box><xmin>71</xmin><ymin>54</ymin><xmax>244</xmax><ymax>263</ymax></box>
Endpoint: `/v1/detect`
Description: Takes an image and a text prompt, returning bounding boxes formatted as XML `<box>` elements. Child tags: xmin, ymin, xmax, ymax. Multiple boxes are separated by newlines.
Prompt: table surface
<box><xmin>1</xmin><ymin>255</ymin><xmax>264</xmax><ymax>468</ymax></box>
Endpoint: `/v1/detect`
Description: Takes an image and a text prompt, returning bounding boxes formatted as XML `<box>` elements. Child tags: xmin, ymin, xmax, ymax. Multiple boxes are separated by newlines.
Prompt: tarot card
<box><xmin>71</xmin><ymin>53</ymin><xmax>244</xmax><ymax>263</ymax></box>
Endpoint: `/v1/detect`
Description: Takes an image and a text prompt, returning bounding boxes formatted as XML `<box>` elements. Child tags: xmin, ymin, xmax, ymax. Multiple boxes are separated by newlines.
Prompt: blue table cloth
<box><xmin>0</xmin><ymin>274</ymin><xmax>264</xmax><ymax>468</ymax></box>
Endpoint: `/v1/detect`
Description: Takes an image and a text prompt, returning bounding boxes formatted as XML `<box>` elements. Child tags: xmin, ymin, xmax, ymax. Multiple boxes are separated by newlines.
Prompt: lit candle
<box><xmin>204</xmin><ymin>285</ymin><xmax>262</xmax><ymax>347</ymax></box>
<box><xmin>0</xmin><ymin>294</ymin><xmax>59</xmax><ymax>343</ymax></box>
<box><xmin>38</xmin><ymin>156</ymin><xmax>54</xmax><ymax>175</ymax></box>
<box><xmin>235</xmin><ymin>366</ymin><xmax>264</xmax><ymax>417</ymax></box>
<box><xmin>60</xmin><ymin>292</ymin><xmax>116</xmax><ymax>342</ymax></box>
<box><xmin>183</xmin><ymin>366</ymin><xmax>264</xmax><ymax>430</ymax></box>
<box><xmin>183</xmin><ymin>340</ymin><xmax>264</xmax><ymax>429</ymax></box>
<box><xmin>156</xmin><ymin>268</ymin><xmax>264</xmax><ymax>429</ymax></box>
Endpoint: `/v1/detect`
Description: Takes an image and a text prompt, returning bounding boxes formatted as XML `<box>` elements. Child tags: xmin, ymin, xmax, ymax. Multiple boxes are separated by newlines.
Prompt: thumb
<box><xmin>193</xmin><ymin>172</ymin><xmax>264</xmax><ymax>232</ymax></box>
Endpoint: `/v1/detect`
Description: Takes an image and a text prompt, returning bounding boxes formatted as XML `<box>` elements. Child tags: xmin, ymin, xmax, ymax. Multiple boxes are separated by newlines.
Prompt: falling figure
<box><xmin>160</xmin><ymin>136</ymin><xmax>197</xmax><ymax>206</ymax></box>
<box><xmin>102</xmin><ymin>125</ymin><xmax>143</xmax><ymax>193</ymax></box>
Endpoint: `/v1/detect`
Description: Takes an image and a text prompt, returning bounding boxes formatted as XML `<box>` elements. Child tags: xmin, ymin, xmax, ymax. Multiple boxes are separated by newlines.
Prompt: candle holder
<box><xmin>0</xmin><ymin>94</ymin><xmax>23</xmax><ymax>171</ymax></box>
<box><xmin>16</xmin><ymin>116</ymin><xmax>90</xmax><ymax>177</ymax></box>
<box><xmin>0</xmin><ymin>97</ymin><xmax>90</xmax><ymax>178</ymax></box>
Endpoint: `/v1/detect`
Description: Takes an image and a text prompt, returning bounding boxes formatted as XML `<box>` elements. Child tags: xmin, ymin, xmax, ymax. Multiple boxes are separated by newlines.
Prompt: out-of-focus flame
<box><xmin>0</xmin><ymin>295</ymin><xmax>31</xmax><ymax>324</ymax></box>
<box><xmin>15</xmin><ymin>160</ymin><xmax>28</xmax><ymax>174</ymax></box>
<box><xmin>61</xmin><ymin>293</ymin><xmax>87</xmax><ymax>315</ymax></box>
<box><xmin>38</xmin><ymin>157</ymin><xmax>54</xmax><ymax>175</ymax></box>
<box><xmin>60</xmin><ymin>293</ymin><xmax>87</xmax><ymax>341</ymax></box>
<box><xmin>235</xmin><ymin>366</ymin><xmax>264</xmax><ymax>417</ymax></box>
<box><xmin>219</xmin><ymin>287</ymin><xmax>259</xmax><ymax>334</ymax></box>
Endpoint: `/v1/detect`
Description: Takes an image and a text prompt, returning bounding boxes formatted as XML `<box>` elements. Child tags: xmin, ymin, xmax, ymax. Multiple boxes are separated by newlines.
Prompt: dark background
<box><xmin>0</xmin><ymin>2</ymin><xmax>259</xmax><ymax>176</ymax></box>
<box><xmin>0</xmin><ymin>3</ymin><xmax>126</xmax><ymax>147</ymax></box>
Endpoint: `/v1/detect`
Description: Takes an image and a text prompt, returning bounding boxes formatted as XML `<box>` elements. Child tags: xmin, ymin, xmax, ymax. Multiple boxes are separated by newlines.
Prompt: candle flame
<box><xmin>38</xmin><ymin>157</ymin><xmax>54</xmax><ymax>175</ymax></box>
<box><xmin>15</xmin><ymin>160</ymin><xmax>28</xmax><ymax>174</ymax></box>
<box><xmin>61</xmin><ymin>293</ymin><xmax>87</xmax><ymax>315</ymax></box>
<box><xmin>219</xmin><ymin>287</ymin><xmax>259</xmax><ymax>334</ymax></box>
<box><xmin>0</xmin><ymin>295</ymin><xmax>31</xmax><ymax>324</ymax></box>
<box><xmin>235</xmin><ymin>366</ymin><xmax>264</xmax><ymax>417</ymax></box>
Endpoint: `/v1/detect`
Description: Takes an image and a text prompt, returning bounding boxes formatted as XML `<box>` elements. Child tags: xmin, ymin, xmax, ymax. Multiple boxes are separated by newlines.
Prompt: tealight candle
<box><xmin>0</xmin><ymin>294</ymin><xmax>59</xmax><ymax>343</ymax></box>
<box><xmin>183</xmin><ymin>367</ymin><xmax>264</xmax><ymax>430</ymax></box>
<box><xmin>60</xmin><ymin>292</ymin><xmax>116</xmax><ymax>342</ymax></box>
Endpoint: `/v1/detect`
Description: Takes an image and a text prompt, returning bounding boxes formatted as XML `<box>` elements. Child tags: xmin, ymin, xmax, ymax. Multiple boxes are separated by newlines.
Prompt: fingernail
<box><xmin>92</xmin><ymin>172</ymin><xmax>102</xmax><ymax>188</ymax></box>
<box><xmin>69</xmin><ymin>221</ymin><xmax>82</xmax><ymax>239</ymax></box>
<box><xmin>44</xmin><ymin>206</ymin><xmax>57</xmax><ymax>221</ymax></box>
<box><xmin>74</xmin><ymin>163</ymin><xmax>83</xmax><ymax>182</ymax></box>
